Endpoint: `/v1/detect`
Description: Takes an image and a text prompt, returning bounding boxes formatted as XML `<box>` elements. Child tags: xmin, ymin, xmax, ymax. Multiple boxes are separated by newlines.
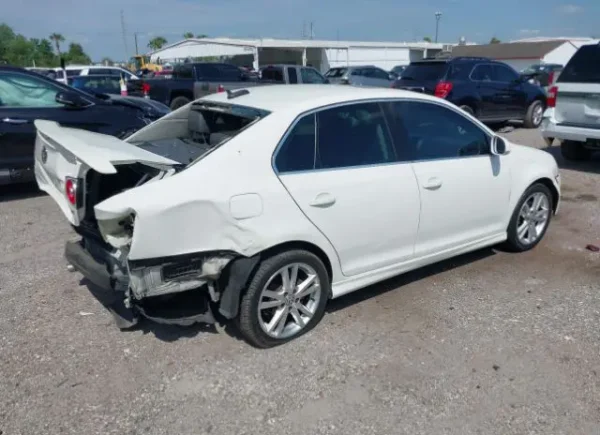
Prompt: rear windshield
<box><xmin>558</xmin><ymin>45</ymin><xmax>600</xmax><ymax>84</ymax></box>
<box><xmin>401</xmin><ymin>62</ymin><xmax>449</xmax><ymax>81</ymax></box>
<box><xmin>131</xmin><ymin>102</ymin><xmax>271</xmax><ymax>166</ymax></box>
<box><xmin>325</xmin><ymin>68</ymin><xmax>347</xmax><ymax>78</ymax></box>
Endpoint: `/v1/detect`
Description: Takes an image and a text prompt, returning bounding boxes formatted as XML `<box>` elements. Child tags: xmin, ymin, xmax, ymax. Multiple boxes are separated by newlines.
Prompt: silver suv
<box><xmin>541</xmin><ymin>43</ymin><xmax>600</xmax><ymax>161</ymax></box>
<box><xmin>324</xmin><ymin>65</ymin><xmax>395</xmax><ymax>88</ymax></box>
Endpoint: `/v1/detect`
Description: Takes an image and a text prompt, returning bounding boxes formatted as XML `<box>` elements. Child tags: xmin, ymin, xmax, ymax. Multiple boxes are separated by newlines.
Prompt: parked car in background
<box><xmin>0</xmin><ymin>66</ymin><xmax>169</xmax><ymax>185</ymax></box>
<box><xmin>68</xmin><ymin>74</ymin><xmax>130</xmax><ymax>95</ymax></box>
<box><xmin>392</xmin><ymin>56</ymin><xmax>547</xmax><ymax>128</ymax></box>
<box><xmin>521</xmin><ymin>63</ymin><xmax>563</xmax><ymax>89</ymax></box>
<box><xmin>139</xmin><ymin>62</ymin><xmax>265</xmax><ymax>110</ymax></box>
<box><xmin>390</xmin><ymin>65</ymin><xmax>407</xmax><ymax>78</ymax></box>
<box><xmin>541</xmin><ymin>43</ymin><xmax>600</xmax><ymax>160</ymax></box>
<box><xmin>259</xmin><ymin>64</ymin><xmax>328</xmax><ymax>84</ymax></box>
<box><xmin>36</xmin><ymin>85</ymin><xmax>559</xmax><ymax>347</ymax></box>
<box><xmin>324</xmin><ymin>65</ymin><xmax>396</xmax><ymax>87</ymax></box>
<box><xmin>49</xmin><ymin>66</ymin><xmax>138</xmax><ymax>84</ymax></box>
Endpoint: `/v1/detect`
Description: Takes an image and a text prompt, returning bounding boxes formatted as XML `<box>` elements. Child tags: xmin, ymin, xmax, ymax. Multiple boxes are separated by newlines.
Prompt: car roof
<box><xmin>200</xmin><ymin>84</ymin><xmax>440</xmax><ymax>112</ymax></box>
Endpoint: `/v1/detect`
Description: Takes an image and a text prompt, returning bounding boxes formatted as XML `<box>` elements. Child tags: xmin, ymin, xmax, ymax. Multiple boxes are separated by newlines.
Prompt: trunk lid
<box><xmin>554</xmin><ymin>44</ymin><xmax>600</xmax><ymax>128</ymax></box>
<box><xmin>34</xmin><ymin>120</ymin><xmax>178</xmax><ymax>225</ymax></box>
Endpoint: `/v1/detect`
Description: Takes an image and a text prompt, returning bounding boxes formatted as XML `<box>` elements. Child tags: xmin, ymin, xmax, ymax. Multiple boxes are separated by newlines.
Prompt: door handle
<box><xmin>423</xmin><ymin>177</ymin><xmax>442</xmax><ymax>190</ymax></box>
<box><xmin>2</xmin><ymin>118</ymin><xmax>29</xmax><ymax>125</ymax></box>
<box><xmin>309</xmin><ymin>192</ymin><xmax>336</xmax><ymax>208</ymax></box>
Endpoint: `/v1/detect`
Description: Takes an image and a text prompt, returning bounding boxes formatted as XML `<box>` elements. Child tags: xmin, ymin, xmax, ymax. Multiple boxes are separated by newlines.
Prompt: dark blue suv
<box><xmin>391</xmin><ymin>56</ymin><xmax>547</xmax><ymax>128</ymax></box>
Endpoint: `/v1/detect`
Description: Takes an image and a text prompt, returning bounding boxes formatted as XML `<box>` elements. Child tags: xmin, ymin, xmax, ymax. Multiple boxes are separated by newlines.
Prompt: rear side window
<box><xmin>287</xmin><ymin>67</ymin><xmax>298</xmax><ymax>84</ymax></box>
<box><xmin>215</xmin><ymin>64</ymin><xmax>242</xmax><ymax>81</ymax></box>
<box><xmin>261</xmin><ymin>67</ymin><xmax>284</xmax><ymax>82</ymax></box>
<box><xmin>175</xmin><ymin>64</ymin><xmax>194</xmax><ymax>79</ymax></box>
<box><xmin>275</xmin><ymin>114</ymin><xmax>316</xmax><ymax>173</ymax></box>
<box><xmin>316</xmin><ymin>102</ymin><xmax>395</xmax><ymax>169</ymax></box>
<box><xmin>402</xmin><ymin>62</ymin><xmax>448</xmax><ymax>81</ymax></box>
<box><xmin>471</xmin><ymin>64</ymin><xmax>493</xmax><ymax>81</ymax></box>
<box><xmin>66</xmin><ymin>69</ymin><xmax>83</xmax><ymax>77</ymax></box>
<box><xmin>558</xmin><ymin>45</ymin><xmax>600</xmax><ymax>83</ymax></box>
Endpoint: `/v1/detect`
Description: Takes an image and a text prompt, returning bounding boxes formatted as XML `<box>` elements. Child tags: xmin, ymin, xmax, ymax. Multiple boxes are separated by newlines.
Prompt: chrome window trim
<box><xmin>271</xmin><ymin>97</ymin><xmax>494</xmax><ymax>175</ymax></box>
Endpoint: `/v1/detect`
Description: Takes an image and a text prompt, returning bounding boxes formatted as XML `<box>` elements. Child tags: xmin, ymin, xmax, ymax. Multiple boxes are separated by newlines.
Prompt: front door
<box><xmin>492</xmin><ymin>64</ymin><xmax>528</xmax><ymax>117</ymax></box>
<box><xmin>389</xmin><ymin>100</ymin><xmax>511</xmax><ymax>257</ymax></box>
<box><xmin>470</xmin><ymin>64</ymin><xmax>498</xmax><ymax>118</ymax></box>
<box><xmin>274</xmin><ymin>101</ymin><xmax>421</xmax><ymax>276</ymax></box>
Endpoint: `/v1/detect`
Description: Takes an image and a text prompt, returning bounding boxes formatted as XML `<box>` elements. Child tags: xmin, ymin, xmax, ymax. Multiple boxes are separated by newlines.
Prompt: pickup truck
<box><xmin>138</xmin><ymin>63</ymin><xmax>266</xmax><ymax>110</ymax></box>
<box><xmin>138</xmin><ymin>63</ymin><xmax>329</xmax><ymax>110</ymax></box>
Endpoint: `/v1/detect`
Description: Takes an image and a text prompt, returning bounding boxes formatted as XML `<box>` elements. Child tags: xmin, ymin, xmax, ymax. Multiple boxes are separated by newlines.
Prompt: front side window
<box><xmin>471</xmin><ymin>64</ymin><xmax>493</xmax><ymax>82</ymax></box>
<box><xmin>275</xmin><ymin>114</ymin><xmax>316</xmax><ymax>173</ymax></box>
<box><xmin>390</xmin><ymin>101</ymin><xmax>490</xmax><ymax>161</ymax></box>
<box><xmin>372</xmin><ymin>68</ymin><xmax>390</xmax><ymax>80</ymax></box>
<box><xmin>493</xmin><ymin>65</ymin><xmax>518</xmax><ymax>82</ymax></box>
<box><xmin>316</xmin><ymin>102</ymin><xmax>395</xmax><ymax>169</ymax></box>
<box><xmin>0</xmin><ymin>72</ymin><xmax>62</xmax><ymax>107</ymax></box>
<box><xmin>300</xmin><ymin>67</ymin><xmax>326</xmax><ymax>84</ymax></box>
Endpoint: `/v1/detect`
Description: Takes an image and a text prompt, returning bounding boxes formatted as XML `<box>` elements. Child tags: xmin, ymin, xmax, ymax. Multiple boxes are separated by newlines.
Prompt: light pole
<box><xmin>435</xmin><ymin>11</ymin><xmax>442</xmax><ymax>43</ymax></box>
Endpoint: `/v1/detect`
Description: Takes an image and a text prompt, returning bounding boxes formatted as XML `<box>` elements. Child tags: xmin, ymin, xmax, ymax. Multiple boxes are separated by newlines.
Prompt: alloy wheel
<box><xmin>517</xmin><ymin>192</ymin><xmax>550</xmax><ymax>245</ymax></box>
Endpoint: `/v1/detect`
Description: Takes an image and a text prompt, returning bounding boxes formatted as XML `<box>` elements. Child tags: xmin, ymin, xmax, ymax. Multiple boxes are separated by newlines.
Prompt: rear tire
<box><xmin>237</xmin><ymin>250</ymin><xmax>329</xmax><ymax>348</ymax></box>
<box><xmin>523</xmin><ymin>100</ymin><xmax>544</xmax><ymax>128</ymax></box>
<box><xmin>505</xmin><ymin>183</ymin><xmax>553</xmax><ymax>252</ymax></box>
<box><xmin>459</xmin><ymin>105</ymin><xmax>476</xmax><ymax>117</ymax></box>
<box><xmin>561</xmin><ymin>140</ymin><xmax>591</xmax><ymax>161</ymax></box>
<box><xmin>170</xmin><ymin>96</ymin><xmax>191</xmax><ymax>110</ymax></box>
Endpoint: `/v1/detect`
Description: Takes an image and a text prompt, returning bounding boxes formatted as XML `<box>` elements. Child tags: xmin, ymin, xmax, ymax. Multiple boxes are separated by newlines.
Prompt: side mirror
<box><xmin>56</xmin><ymin>91</ymin><xmax>89</xmax><ymax>108</ymax></box>
<box><xmin>491</xmin><ymin>136</ymin><xmax>510</xmax><ymax>155</ymax></box>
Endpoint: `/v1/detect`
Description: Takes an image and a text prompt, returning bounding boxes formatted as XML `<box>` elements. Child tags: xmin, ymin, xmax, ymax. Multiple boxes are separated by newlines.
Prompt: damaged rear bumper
<box><xmin>65</xmin><ymin>240</ymin><xmax>216</xmax><ymax>328</ymax></box>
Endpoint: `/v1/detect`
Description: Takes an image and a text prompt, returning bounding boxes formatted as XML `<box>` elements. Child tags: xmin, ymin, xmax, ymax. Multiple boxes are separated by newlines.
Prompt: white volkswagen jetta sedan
<box><xmin>34</xmin><ymin>85</ymin><xmax>560</xmax><ymax>347</ymax></box>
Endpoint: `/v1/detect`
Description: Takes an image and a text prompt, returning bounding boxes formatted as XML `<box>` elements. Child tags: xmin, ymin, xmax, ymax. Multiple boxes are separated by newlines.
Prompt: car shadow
<box><xmin>543</xmin><ymin>144</ymin><xmax>600</xmax><ymax>175</ymax></box>
<box><xmin>327</xmin><ymin>247</ymin><xmax>496</xmax><ymax>314</ymax></box>
<box><xmin>0</xmin><ymin>182</ymin><xmax>44</xmax><ymax>203</ymax></box>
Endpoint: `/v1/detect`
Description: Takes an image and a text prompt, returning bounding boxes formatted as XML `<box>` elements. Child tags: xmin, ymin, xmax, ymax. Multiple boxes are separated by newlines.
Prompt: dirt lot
<box><xmin>1</xmin><ymin>127</ymin><xmax>599</xmax><ymax>435</ymax></box>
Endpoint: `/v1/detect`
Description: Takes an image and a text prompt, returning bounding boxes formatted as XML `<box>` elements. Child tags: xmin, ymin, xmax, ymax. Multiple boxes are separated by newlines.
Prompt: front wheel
<box><xmin>505</xmin><ymin>183</ymin><xmax>553</xmax><ymax>252</ymax></box>
<box><xmin>237</xmin><ymin>250</ymin><xmax>330</xmax><ymax>348</ymax></box>
<box><xmin>523</xmin><ymin>100</ymin><xmax>544</xmax><ymax>128</ymax></box>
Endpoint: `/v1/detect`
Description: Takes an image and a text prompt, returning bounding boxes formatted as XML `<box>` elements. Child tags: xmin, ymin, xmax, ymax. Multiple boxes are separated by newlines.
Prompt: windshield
<box><xmin>130</xmin><ymin>102</ymin><xmax>271</xmax><ymax>166</ymax></box>
<box><xmin>401</xmin><ymin>62</ymin><xmax>449</xmax><ymax>81</ymax></box>
<box><xmin>325</xmin><ymin>68</ymin><xmax>347</xmax><ymax>78</ymax></box>
<box><xmin>130</xmin><ymin>57</ymin><xmax>143</xmax><ymax>70</ymax></box>
<box><xmin>558</xmin><ymin>45</ymin><xmax>600</xmax><ymax>84</ymax></box>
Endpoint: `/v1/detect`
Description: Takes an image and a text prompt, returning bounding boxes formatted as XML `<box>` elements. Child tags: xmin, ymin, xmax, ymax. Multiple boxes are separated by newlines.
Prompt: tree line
<box><xmin>0</xmin><ymin>23</ymin><xmax>92</xmax><ymax>67</ymax></box>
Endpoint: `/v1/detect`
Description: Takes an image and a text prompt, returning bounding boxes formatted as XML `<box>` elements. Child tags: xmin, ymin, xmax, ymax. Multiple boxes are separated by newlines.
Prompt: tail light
<box><xmin>217</xmin><ymin>84</ymin><xmax>225</xmax><ymax>93</ymax></box>
<box><xmin>65</xmin><ymin>177</ymin><xmax>78</xmax><ymax>206</ymax></box>
<box><xmin>434</xmin><ymin>81</ymin><xmax>453</xmax><ymax>98</ymax></box>
<box><xmin>142</xmin><ymin>82</ymin><xmax>151</xmax><ymax>96</ymax></box>
<box><xmin>547</xmin><ymin>86</ymin><xmax>558</xmax><ymax>108</ymax></box>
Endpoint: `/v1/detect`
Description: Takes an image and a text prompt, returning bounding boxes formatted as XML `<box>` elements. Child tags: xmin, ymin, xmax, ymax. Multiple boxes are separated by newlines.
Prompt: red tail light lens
<box><xmin>65</xmin><ymin>177</ymin><xmax>77</xmax><ymax>206</ymax></box>
<box><xmin>548</xmin><ymin>71</ymin><xmax>555</xmax><ymax>86</ymax></box>
<box><xmin>217</xmin><ymin>85</ymin><xmax>225</xmax><ymax>93</ymax></box>
<box><xmin>547</xmin><ymin>86</ymin><xmax>558</xmax><ymax>108</ymax></box>
<box><xmin>434</xmin><ymin>81</ymin><xmax>453</xmax><ymax>98</ymax></box>
<box><xmin>142</xmin><ymin>83</ymin><xmax>151</xmax><ymax>93</ymax></box>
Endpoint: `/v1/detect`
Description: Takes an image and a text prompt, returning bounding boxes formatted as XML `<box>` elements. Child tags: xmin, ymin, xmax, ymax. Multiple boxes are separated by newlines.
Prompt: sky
<box><xmin>3</xmin><ymin>0</ymin><xmax>598</xmax><ymax>61</ymax></box>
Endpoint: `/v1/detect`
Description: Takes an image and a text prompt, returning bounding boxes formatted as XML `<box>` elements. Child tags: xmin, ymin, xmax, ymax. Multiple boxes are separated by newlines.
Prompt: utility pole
<box><xmin>120</xmin><ymin>10</ymin><xmax>129</xmax><ymax>58</ymax></box>
<box><xmin>134</xmin><ymin>32</ymin><xmax>139</xmax><ymax>55</ymax></box>
<box><xmin>435</xmin><ymin>11</ymin><xmax>442</xmax><ymax>43</ymax></box>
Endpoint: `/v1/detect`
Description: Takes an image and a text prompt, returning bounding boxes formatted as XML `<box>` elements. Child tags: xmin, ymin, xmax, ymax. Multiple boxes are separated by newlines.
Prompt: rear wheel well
<box><xmin>534</xmin><ymin>177</ymin><xmax>559</xmax><ymax>213</ymax></box>
<box><xmin>259</xmin><ymin>241</ymin><xmax>333</xmax><ymax>285</ymax></box>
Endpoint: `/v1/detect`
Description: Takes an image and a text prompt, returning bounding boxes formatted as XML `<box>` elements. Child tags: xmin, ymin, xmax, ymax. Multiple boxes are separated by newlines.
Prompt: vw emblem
<box><xmin>41</xmin><ymin>146</ymin><xmax>48</xmax><ymax>164</ymax></box>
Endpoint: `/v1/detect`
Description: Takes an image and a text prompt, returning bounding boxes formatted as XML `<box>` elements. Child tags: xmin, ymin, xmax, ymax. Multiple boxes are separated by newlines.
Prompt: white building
<box><xmin>148</xmin><ymin>37</ymin><xmax>455</xmax><ymax>73</ymax></box>
<box><xmin>451</xmin><ymin>38</ymin><xmax>597</xmax><ymax>71</ymax></box>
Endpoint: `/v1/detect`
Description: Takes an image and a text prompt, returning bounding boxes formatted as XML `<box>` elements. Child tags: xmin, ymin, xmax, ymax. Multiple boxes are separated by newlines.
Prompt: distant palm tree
<box><xmin>490</xmin><ymin>37</ymin><xmax>501</xmax><ymax>44</ymax></box>
<box><xmin>147</xmin><ymin>36</ymin><xmax>167</xmax><ymax>51</ymax></box>
<box><xmin>183</xmin><ymin>32</ymin><xmax>194</xmax><ymax>39</ymax></box>
<box><xmin>423</xmin><ymin>36</ymin><xmax>432</xmax><ymax>42</ymax></box>
<box><xmin>49</xmin><ymin>33</ymin><xmax>65</xmax><ymax>56</ymax></box>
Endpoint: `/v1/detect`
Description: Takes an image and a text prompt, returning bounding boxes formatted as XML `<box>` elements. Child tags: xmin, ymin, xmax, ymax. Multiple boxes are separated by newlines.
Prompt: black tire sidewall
<box><xmin>238</xmin><ymin>250</ymin><xmax>330</xmax><ymax>348</ymax></box>
<box><xmin>506</xmin><ymin>183</ymin><xmax>553</xmax><ymax>252</ymax></box>
<box><xmin>459</xmin><ymin>105</ymin><xmax>475</xmax><ymax>117</ymax></box>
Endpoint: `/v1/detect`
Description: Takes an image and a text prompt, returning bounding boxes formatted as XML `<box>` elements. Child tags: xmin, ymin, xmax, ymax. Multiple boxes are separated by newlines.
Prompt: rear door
<box><xmin>553</xmin><ymin>44</ymin><xmax>600</xmax><ymax>129</ymax></box>
<box><xmin>274</xmin><ymin>102</ymin><xmax>421</xmax><ymax>276</ymax></box>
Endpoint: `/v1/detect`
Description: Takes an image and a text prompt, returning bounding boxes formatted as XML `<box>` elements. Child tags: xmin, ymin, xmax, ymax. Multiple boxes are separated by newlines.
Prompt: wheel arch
<box><xmin>534</xmin><ymin>177</ymin><xmax>559</xmax><ymax>214</ymax></box>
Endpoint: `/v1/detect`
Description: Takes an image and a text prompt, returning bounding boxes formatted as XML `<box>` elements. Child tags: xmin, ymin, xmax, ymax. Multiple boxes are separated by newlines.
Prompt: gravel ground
<box><xmin>1</xmin><ymin>127</ymin><xmax>599</xmax><ymax>435</ymax></box>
